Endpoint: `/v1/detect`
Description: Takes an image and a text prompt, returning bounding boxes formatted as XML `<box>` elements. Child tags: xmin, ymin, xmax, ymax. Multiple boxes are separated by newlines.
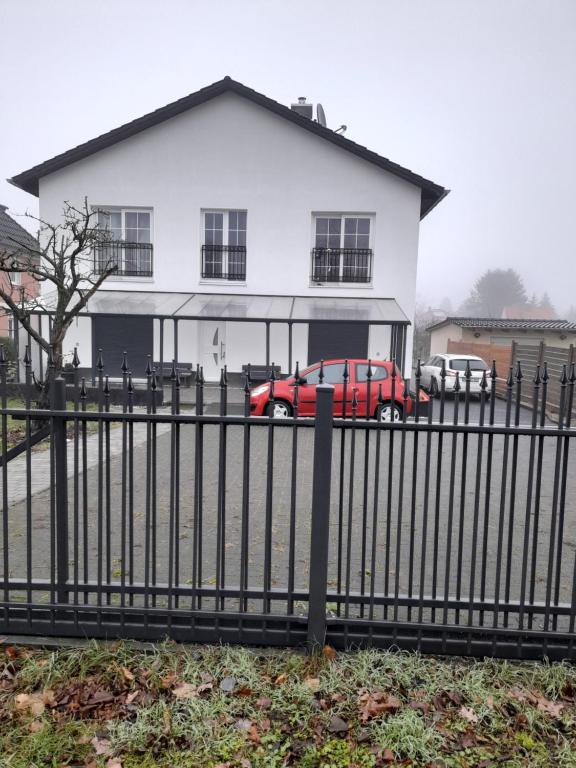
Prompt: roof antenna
<box><xmin>316</xmin><ymin>103</ymin><xmax>327</xmax><ymax>127</ymax></box>
<box><xmin>334</xmin><ymin>125</ymin><xmax>347</xmax><ymax>134</ymax></box>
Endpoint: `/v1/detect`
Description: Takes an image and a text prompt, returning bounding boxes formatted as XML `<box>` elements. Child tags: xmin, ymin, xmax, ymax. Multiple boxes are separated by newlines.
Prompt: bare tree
<box><xmin>0</xmin><ymin>199</ymin><xmax>117</xmax><ymax>401</ymax></box>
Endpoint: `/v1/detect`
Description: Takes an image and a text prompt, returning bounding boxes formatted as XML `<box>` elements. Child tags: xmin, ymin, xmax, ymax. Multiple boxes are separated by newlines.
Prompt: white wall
<box><xmin>39</xmin><ymin>92</ymin><xmax>422</xmax><ymax>374</ymax></box>
<box><xmin>429</xmin><ymin>324</ymin><xmax>463</xmax><ymax>354</ymax></box>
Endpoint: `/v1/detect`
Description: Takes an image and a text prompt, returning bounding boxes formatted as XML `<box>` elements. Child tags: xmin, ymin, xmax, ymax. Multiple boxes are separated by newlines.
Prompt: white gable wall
<box><xmin>39</xmin><ymin>92</ymin><xmax>422</xmax><ymax>371</ymax></box>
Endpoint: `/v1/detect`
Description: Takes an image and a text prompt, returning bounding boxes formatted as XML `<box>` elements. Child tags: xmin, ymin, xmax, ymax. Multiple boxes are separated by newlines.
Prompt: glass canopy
<box><xmin>40</xmin><ymin>291</ymin><xmax>409</xmax><ymax>325</ymax></box>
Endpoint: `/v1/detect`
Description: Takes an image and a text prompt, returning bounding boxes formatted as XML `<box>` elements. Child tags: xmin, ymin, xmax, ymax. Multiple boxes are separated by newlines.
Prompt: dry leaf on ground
<box><xmin>358</xmin><ymin>690</ymin><xmax>401</xmax><ymax>722</ymax></box>
<box><xmin>460</xmin><ymin>706</ymin><xmax>479</xmax><ymax>723</ymax></box>
<box><xmin>323</xmin><ymin>645</ymin><xmax>337</xmax><ymax>662</ymax></box>
<box><xmin>172</xmin><ymin>682</ymin><xmax>197</xmax><ymax>699</ymax></box>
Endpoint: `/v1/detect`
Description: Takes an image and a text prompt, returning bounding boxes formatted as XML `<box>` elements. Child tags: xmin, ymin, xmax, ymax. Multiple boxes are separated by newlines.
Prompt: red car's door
<box><xmin>353</xmin><ymin>362</ymin><xmax>391</xmax><ymax>417</ymax></box>
<box><xmin>297</xmin><ymin>362</ymin><xmax>352</xmax><ymax>416</ymax></box>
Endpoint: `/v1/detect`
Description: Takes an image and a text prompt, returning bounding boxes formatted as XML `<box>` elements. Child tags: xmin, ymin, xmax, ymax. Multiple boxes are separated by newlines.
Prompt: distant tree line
<box><xmin>458</xmin><ymin>268</ymin><xmax>556</xmax><ymax>318</ymax></box>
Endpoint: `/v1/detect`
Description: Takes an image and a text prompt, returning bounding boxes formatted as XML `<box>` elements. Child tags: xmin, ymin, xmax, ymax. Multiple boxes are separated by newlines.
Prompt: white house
<box><xmin>9</xmin><ymin>77</ymin><xmax>447</xmax><ymax>380</ymax></box>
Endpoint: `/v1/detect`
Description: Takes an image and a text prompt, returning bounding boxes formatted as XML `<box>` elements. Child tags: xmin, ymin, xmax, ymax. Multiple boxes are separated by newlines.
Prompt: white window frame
<box><xmin>9</xmin><ymin>271</ymin><xmax>22</xmax><ymax>286</ymax></box>
<box><xmin>201</xmin><ymin>209</ymin><xmax>247</xmax><ymax>282</ymax></box>
<box><xmin>311</xmin><ymin>213</ymin><xmax>374</xmax><ymax>286</ymax></box>
<box><xmin>95</xmin><ymin>207</ymin><xmax>153</xmax><ymax>279</ymax></box>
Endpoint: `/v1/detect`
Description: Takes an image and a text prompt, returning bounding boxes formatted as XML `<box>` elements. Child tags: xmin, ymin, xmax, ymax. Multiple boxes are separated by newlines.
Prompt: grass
<box><xmin>0</xmin><ymin>398</ymin><xmax>115</xmax><ymax>453</ymax></box>
<box><xmin>1</xmin><ymin>642</ymin><xmax>575</xmax><ymax>767</ymax></box>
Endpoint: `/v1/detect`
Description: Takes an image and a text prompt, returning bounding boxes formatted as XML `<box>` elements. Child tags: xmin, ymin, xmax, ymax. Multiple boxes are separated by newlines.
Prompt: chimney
<box><xmin>291</xmin><ymin>96</ymin><xmax>313</xmax><ymax>120</ymax></box>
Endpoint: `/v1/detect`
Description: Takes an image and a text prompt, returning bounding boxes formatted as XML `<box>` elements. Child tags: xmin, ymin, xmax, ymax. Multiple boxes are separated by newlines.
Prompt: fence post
<box><xmin>51</xmin><ymin>377</ymin><xmax>69</xmax><ymax>604</ymax></box>
<box><xmin>307</xmin><ymin>384</ymin><xmax>334</xmax><ymax>651</ymax></box>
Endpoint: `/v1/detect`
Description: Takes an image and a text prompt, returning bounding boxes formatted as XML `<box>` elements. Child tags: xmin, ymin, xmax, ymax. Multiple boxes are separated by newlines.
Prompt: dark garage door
<box><xmin>92</xmin><ymin>316</ymin><xmax>154</xmax><ymax>377</ymax></box>
<box><xmin>307</xmin><ymin>322</ymin><xmax>369</xmax><ymax>364</ymax></box>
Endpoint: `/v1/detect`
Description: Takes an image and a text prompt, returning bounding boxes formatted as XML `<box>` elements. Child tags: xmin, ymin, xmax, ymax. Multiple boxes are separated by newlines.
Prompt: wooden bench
<box><xmin>242</xmin><ymin>364</ymin><xmax>282</xmax><ymax>382</ymax></box>
<box><xmin>154</xmin><ymin>362</ymin><xmax>194</xmax><ymax>387</ymax></box>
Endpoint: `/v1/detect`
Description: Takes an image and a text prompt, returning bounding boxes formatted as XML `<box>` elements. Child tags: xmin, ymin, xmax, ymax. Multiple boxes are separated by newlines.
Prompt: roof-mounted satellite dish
<box><xmin>316</xmin><ymin>103</ymin><xmax>327</xmax><ymax>127</ymax></box>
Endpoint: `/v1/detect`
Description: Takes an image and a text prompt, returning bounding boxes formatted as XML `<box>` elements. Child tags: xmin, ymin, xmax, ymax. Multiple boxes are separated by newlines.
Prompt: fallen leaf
<box><xmin>536</xmin><ymin>696</ymin><xmax>564</xmax><ymax>718</ymax></box>
<box><xmin>358</xmin><ymin>690</ymin><xmax>401</xmax><ymax>722</ymax></box>
<box><xmin>508</xmin><ymin>687</ymin><xmax>537</xmax><ymax>705</ymax></box>
<box><xmin>256</xmin><ymin>697</ymin><xmax>272</xmax><ymax>709</ymax></box>
<box><xmin>236</xmin><ymin>718</ymin><xmax>253</xmax><ymax>731</ymax></box>
<box><xmin>107</xmin><ymin>761</ymin><xmax>122</xmax><ymax>768</ymax></box>
<box><xmin>327</xmin><ymin>715</ymin><xmax>349</xmax><ymax>733</ymax></box>
<box><xmin>172</xmin><ymin>682</ymin><xmax>197</xmax><ymax>700</ymax></box>
<box><xmin>220</xmin><ymin>676</ymin><xmax>236</xmax><ymax>693</ymax></box>
<box><xmin>409</xmin><ymin>699</ymin><xmax>431</xmax><ymax>714</ymax></box>
<box><xmin>29</xmin><ymin>720</ymin><xmax>44</xmax><ymax>733</ymax></box>
<box><xmin>160</xmin><ymin>672</ymin><xmax>177</xmax><ymax>689</ymax></box>
<box><xmin>248</xmin><ymin>722</ymin><xmax>260</xmax><ymax>743</ymax></box>
<box><xmin>15</xmin><ymin>693</ymin><xmax>45</xmax><ymax>717</ymax></box>
<box><xmin>91</xmin><ymin>735</ymin><xmax>112</xmax><ymax>756</ymax></box>
<box><xmin>121</xmin><ymin>667</ymin><xmax>135</xmax><ymax>683</ymax></box>
<box><xmin>460</xmin><ymin>706</ymin><xmax>479</xmax><ymax>723</ymax></box>
<box><xmin>197</xmin><ymin>681</ymin><xmax>214</xmax><ymax>695</ymax></box>
<box><xmin>381</xmin><ymin>748</ymin><xmax>395</xmax><ymax>763</ymax></box>
<box><xmin>323</xmin><ymin>645</ymin><xmax>337</xmax><ymax>663</ymax></box>
<box><xmin>274</xmin><ymin>673</ymin><xmax>288</xmax><ymax>685</ymax></box>
<box><xmin>163</xmin><ymin>705</ymin><xmax>171</xmax><ymax>735</ymax></box>
<box><xmin>234</xmin><ymin>685</ymin><xmax>253</xmax><ymax>697</ymax></box>
<box><xmin>305</xmin><ymin>677</ymin><xmax>320</xmax><ymax>692</ymax></box>
<box><xmin>126</xmin><ymin>690</ymin><xmax>140</xmax><ymax>705</ymax></box>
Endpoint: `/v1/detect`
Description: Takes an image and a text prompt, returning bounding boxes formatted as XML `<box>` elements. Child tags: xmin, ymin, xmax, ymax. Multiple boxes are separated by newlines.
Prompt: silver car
<box><xmin>420</xmin><ymin>353</ymin><xmax>492</xmax><ymax>396</ymax></box>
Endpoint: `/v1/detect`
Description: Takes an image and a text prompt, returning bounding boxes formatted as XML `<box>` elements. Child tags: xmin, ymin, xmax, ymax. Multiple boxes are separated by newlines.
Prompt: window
<box><xmin>449</xmin><ymin>358</ymin><xmax>488</xmax><ymax>372</ymax></box>
<box><xmin>202</xmin><ymin>210</ymin><xmax>247</xmax><ymax>280</ymax></box>
<box><xmin>9</xmin><ymin>271</ymin><xmax>21</xmax><ymax>286</ymax></box>
<box><xmin>312</xmin><ymin>215</ymin><xmax>372</xmax><ymax>283</ymax></box>
<box><xmin>96</xmin><ymin>208</ymin><xmax>153</xmax><ymax>276</ymax></box>
<box><xmin>356</xmin><ymin>363</ymin><xmax>388</xmax><ymax>382</ymax></box>
<box><xmin>303</xmin><ymin>362</ymin><xmax>347</xmax><ymax>384</ymax></box>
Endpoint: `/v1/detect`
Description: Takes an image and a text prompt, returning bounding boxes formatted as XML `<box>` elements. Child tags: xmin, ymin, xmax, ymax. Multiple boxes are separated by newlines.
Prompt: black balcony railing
<box><xmin>201</xmin><ymin>245</ymin><xmax>246</xmax><ymax>280</ymax></box>
<box><xmin>94</xmin><ymin>241</ymin><xmax>153</xmax><ymax>277</ymax></box>
<box><xmin>311</xmin><ymin>247</ymin><xmax>372</xmax><ymax>283</ymax></box>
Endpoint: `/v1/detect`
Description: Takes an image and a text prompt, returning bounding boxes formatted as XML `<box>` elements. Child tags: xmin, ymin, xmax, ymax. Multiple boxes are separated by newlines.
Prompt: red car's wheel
<box><xmin>376</xmin><ymin>402</ymin><xmax>402</xmax><ymax>422</ymax></box>
<box><xmin>266</xmin><ymin>400</ymin><xmax>292</xmax><ymax>418</ymax></box>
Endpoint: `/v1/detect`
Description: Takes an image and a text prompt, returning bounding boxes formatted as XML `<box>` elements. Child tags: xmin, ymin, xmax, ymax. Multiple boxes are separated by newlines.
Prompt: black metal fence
<box><xmin>1</xmin><ymin>349</ymin><xmax>576</xmax><ymax>659</ymax></box>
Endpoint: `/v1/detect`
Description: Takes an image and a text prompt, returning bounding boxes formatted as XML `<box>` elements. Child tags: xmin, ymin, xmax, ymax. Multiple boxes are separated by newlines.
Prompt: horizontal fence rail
<box><xmin>1</xmin><ymin>347</ymin><xmax>575</xmax><ymax>659</ymax></box>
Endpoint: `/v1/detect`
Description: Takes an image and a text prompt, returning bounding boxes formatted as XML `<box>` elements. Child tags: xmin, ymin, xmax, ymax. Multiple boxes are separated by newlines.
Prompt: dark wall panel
<box><xmin>307</xmin><ymin>322</ymin><xmax>369</xmax><ymax>364</ymax></box>
<box><xmin>92</xmin><ymin>316</ymin><xmax>154</xmax><ymax>376</ymax></box>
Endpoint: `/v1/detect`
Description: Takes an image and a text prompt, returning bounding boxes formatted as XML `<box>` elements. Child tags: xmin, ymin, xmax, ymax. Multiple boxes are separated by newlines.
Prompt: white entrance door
<box><xmin>199</xmin><ymin>321</ymin><xmax>226</xmax><ymax>381</ymax></box>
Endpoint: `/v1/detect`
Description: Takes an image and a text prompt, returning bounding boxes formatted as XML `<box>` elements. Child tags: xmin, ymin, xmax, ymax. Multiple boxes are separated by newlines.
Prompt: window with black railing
<box><xmin>94</xmin><ymin>241</ymin><xmax>154</xmax><ymax>277</ymax></box>
<box><xmin>311</xmin><ymin>247</ymin><xmax>373</xmax><ymax>283</ymax></box>
<box><xmin>201</xmin><ymin>245</ymin><xmax>247</xmax><ymax>280</ymax></box>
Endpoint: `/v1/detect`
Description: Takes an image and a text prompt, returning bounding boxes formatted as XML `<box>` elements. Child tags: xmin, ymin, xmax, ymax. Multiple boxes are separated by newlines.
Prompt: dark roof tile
<box><xmin>8</xmin><ymin>77</ymin><xmax>448</xmax><ymax>219</ymax></box>
<box><xmin>428</xmin><ymin>316</ymin><xmax>576</xmax><ymax>332</ymax></box>
<box><xmin>0</xmin><ymin>205</ymin><xmax>39</xmax><ymax>254</ymax></box>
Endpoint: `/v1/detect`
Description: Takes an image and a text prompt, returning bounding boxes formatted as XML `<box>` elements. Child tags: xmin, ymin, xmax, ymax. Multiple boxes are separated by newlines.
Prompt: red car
<box><xmin>249</xmin><ymin>359</ymin><xmax>413</xmax><ymax>421</ymax></box>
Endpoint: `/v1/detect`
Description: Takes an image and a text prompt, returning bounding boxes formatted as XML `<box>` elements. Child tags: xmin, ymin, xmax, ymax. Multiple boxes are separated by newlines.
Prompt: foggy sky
<box><xmin>1</xmin><ymin>0</ymin><xmax>575</xmax><ymax>311</ymax></box>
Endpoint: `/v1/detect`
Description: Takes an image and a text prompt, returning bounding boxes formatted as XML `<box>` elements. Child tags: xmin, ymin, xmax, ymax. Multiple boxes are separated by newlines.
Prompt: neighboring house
<box><xmin>0</xmin><ymin>204</ymin><xmax>39</xmax><ymax>337</ymax></box>
<box><xmin>428</xmin><ymin>317</ymin><xmax>576</xmax><ymax>353</ymax></box>
<box><xmin>8</xmin><ymin>77</ymin><xmax>447</xmax><ymax>379</ymax></box>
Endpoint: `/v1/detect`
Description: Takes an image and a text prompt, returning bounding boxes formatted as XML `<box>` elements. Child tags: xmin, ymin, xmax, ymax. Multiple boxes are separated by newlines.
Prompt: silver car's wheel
<box><xmin>267</xmin><ymin>400</ymin><xmax>291</xmax><ymax>418</ymax></box>
<box><xmin>378</xmin><ymin>403</ymin><xmax>402</xmax><ymax>422</ymax></box>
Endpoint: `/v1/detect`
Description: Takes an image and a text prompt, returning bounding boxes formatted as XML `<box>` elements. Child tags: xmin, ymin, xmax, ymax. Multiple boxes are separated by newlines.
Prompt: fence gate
<box><xmin>1</xmin><ymin>348</ymin><xmax>576</xmax><ymax>660</ymax></box>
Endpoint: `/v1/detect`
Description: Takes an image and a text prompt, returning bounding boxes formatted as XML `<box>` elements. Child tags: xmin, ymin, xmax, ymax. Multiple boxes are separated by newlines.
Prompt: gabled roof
<box><xmin>8</xmin><ymin>77</ymin><xmax>448</xmax><ymax>219</ymax></box>
<box><xmin>428</xmin><ymin>316</ymin><xmax>576</xmax><ymax>332</ymax></box>
<box><xmin>0</xmin><ymin>204</ymin><xmax>39</xmax><ymax>254</ymax></box>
